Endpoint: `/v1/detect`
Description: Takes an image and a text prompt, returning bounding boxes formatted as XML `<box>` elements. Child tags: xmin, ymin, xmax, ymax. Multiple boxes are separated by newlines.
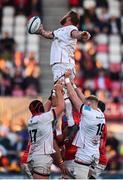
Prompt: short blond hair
<box><xmin>86</xmin><ymin>95</ymin><xmax>98</xmax><ymax>103</ymax></box>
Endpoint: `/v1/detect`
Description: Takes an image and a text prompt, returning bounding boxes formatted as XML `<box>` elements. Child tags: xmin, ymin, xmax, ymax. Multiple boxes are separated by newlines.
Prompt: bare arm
<box><xmin>44</xmin><ymin>90</ymin><xmax>53</xmax><ymax>112</ymax></box>
<box><xmin>74</xmin><ymin>85</ymin><xmax>86</xmax><ymax>103</ymax></box>
<box><xmin>51</xmin><ymin>139</ymin><xmax>63</xmax><ymax>166</ymax></box>
<box><xmin>51</xmin><ymin>139</ymin><xmax>70</xmax><ymax>176</ymax></box>
<box><xmin>44</xmin><ymin>99</ymin><xmax>52</xmax><ymax>112</ymax></box>
<box><xmin>65</xmin><ymin>78</ymin><xmax>82</xmax><ymax>112</ymax></box>
<box><xmin>54</xmin><ymin>84</ymin><xmax>64</xmax><ymax>118</ymax></box>
<box><xmin>37</xmin><ymin>24</ymin><xmax>54</xmax><ymax>39</ymax></box>
<box><xmin>71</xmin><ymin>30</ymin><xmax>91</xmax><ymax>41</ymax></box>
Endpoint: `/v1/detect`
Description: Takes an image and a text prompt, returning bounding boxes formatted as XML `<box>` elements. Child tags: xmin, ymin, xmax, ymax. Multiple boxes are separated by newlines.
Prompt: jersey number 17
<box><xmin>29</xmin><ymin>129</ymin><xmax>37</xmax><ymax>143</ymax></box>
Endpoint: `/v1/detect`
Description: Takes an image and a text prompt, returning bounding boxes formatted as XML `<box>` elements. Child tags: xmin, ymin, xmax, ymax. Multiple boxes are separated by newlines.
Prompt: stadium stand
<box><xmin>0</xmin><ymin>1</ymin><xmax>42</xmax><ymax>97</ymax></box>
<box><xmin>0</xmin><ymin>0</ymin><xmax>42</xmax><ymax>176</ymax></box>
<box><xmin>0</xmin><ymin>0</ymin><xmax>123</xmax><ymax>178</ymax></box>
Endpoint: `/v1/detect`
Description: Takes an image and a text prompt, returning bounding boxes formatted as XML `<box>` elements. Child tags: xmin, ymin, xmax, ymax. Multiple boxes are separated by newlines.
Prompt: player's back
<box><xmin>28</xmin><ymin>111</ymin><xmax>55</xmax><ymax>161</ymax></box>
<box><xmin>73</xmin><ymin>105</ymin><xmax>105</xmax><ymax>163</ymax></box>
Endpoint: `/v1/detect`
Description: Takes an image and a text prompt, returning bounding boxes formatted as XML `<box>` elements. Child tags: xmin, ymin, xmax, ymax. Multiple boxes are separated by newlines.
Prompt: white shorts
<box><xmin>73</xmin><ymin>161</ymin><xmax>90</xmax><ymax>179</ymax></box>
<box><xmin>51</xmin><ymin>63</ymin><xmax>76</xmax><ymax>82</ymax></box>
<box><xmin>28</xmin><ymin>154</ymin><xmax>53</xmax><ymax>175</ymax></box>
<box><xmin>89</xmin><ymin>164</ymin><xmax>106</xmax><ymax>178</ymax></box>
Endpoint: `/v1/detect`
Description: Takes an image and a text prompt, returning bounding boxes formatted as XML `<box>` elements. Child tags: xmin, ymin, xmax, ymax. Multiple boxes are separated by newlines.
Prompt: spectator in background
<box><xmin>106</xmin><ymin>131</ymin><xmax>119</xmax><ymax>153</ymax></box>
<box><xmin>29</xmin><ymin>0</ymin><xmax>42</xmax><ymax>17</ymax></box>
<box><xmin>23</xmin><ymin>52</ymin><xmax>41</xmax><ymax>94</ymax></box>
<box><xmin>80</xmin><ymin>1</ymin><xmax>98</xmax><ymax>33</ymax></box>
<box><xmin>94</xmin><ymin>69</ymin><xmax>111</xmax><ymax>91</ymax></box>
<box><xmin>69</xmin><ymin>0</ymin><xmax>81</xmax><ymax>8</ymax></box>
<box><xmin>0</xmin><ymin>0</ymin><xmax>3</xmax><ymax>32</ymax></box>
<box><xmin>95</xmin><ymin>0</ymin><xmax>108</xmax><ymax>8</ymax></box>
<box><xmin>95</xmin><ymin>7</ymin><xmax>110</xmax><ymax>34</ymax></box>
<box><xmin>12</xmin><ymin>84</ymin><xmax>24</xmax><ymax>97</ymax></box>
<box><xmin>79</xmin><ymin>41</ymin><xmax>97</xmax><ymax>79</ymax></box>
<box><xmin>106</xmin><ymin>145</ymin><xmax>122</xmax><ymax>172</ymax></box>
<box><xmin>0</xmin><ymin>75</ymin><xmax>11</xmax><ymax>96</ymax></box>
<box><xmin>106</xmin><ymin>132</ymin><xmax>122</xmax><ymax>171</ymax></box>
<box><xmin>109</xmin><ymin>16</ymin><xmax>121</xmax><ymax>34</ymax></box>
<box><xmin>0</xmin><ymin>124</ymin><xmax>12</xmax><ymax>151</ymax></box>
<box><xmin>12</xmin><ymin>69</ymin><xmax>24</xmax><ymax>88</ymax></box>
<box><xmin>0</xmin><ymin>32</ymin><xmax>16</xmax><ymax>61</ymax></box>
<box><xmin>14</xmin><ymin>0</ymin><xmax>42</xmax><ymax>17</ymax></box>
<box><xmin>81</xmin><ymin>16</ymin><xmax>96</xmax><ymax>37</ymax></box>
<box><xmin>3</xmin><ymin>0</ymin><xmax>14</xmax><ymax>6</ymax></box>
<box><xmin>0</xmin><ymin>156</ymin><xmax>10</xmax><ymax>172</ymax></box>
<box><xmin>14</xmin><ymin>0</ymin><xmax>30</xmax><ymax>16</ymax></box>
<box><xmin>25</xmin><ymin>84</ymin><xmax>38</xmax><ymax>97</ymax></box>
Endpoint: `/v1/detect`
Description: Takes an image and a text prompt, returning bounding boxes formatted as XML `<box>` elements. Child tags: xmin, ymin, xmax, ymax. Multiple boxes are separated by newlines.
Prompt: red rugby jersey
<box><xmin>63</xmin><ymin>111</ymin><xmax>80</xmax><ymax>161</ymax></box>
<box><xmin>99</xmin><ymin>124</ymin><xmax>107</xmax><ymax>165</ymax></box>
<box><xmin>21</xmin><ymin>142</ymin><xmax>30</xmax><ymax>164</ymax></box>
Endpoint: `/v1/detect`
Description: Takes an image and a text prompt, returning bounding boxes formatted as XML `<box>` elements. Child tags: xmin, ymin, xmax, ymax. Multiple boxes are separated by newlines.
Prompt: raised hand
<box><xmin>65</xmin><ymin>69</ymin><xmax>72</xmax><ymax>78</ymax></box>
<box><xmin>82</xmin><ymin>31</ymin><xmax>91</xmax><ymax>41</ymax></box>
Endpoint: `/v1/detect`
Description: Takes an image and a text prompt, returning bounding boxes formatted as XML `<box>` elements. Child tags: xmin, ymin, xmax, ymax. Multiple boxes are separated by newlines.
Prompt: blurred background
<box><xmin>0</xmin><ymin>0</ymin><xmax>123</xmax><ymax>179</ymax></box>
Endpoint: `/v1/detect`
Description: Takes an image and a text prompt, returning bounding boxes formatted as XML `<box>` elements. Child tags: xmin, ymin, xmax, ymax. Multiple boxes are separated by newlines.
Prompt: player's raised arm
<box><xmin>43</xmin><ymin>90</ymin><xmax>53</xmax><ymax>112</ymax></box>
<box><xmin>37</xmin><ymin>24</ymin><xmax>54</xmax><ymax>39</ymax></box>
<box><xmin>65</xmin><ymin>70</ymin><xmax>83</xmax><ymax>112</ymax></box>
<box><xmin>72</xmin><ymin>82</ymin><xmax>86</xmax><ymax>103</ymax></box>
<box><xmin>71</xmin><ymin>30</ymin><xmax>91</xmax><ymax>41</ymax></box>
<box><xmin>53</xmin><ymin>84</ymin><xmax>64</xmax><ymax>118</ymax></box>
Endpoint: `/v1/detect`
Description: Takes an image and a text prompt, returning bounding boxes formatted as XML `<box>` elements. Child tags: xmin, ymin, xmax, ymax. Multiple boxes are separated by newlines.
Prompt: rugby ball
<box><xmin>28</xmin><ymin>16</ymin><xmax>41</xmax><ymax>34</ymax></box>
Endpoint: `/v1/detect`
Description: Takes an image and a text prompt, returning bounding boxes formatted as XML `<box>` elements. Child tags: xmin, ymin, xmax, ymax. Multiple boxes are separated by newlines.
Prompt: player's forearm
<box><xmin>56</xmin><ymin>89</ymin><xmax>64</xmax><ymax>110</ymax></box>
<box><xmin>71</xmin><ymin>30</ymin><xmax>90</xmax><ymax>41</ymax></box>
<box><xmin>37</xmin><ymin>25</ymin><xmax>54</xmax><ymax>39</ymax></box>
<box><xmin>52</xmin><ymin>140</ymin><xmax>63</xmax><ymax>166</ymax></box>
<box><xmin>44</xmin><ymin>99</ymin><xmax>52</xmax><ymax>112</ymax></box>
<box><xmin>65</xmin><ymin>79</ymin><xmax>82</xmax><ymax>112</ymax></box>
<box><xmin>41</xmin><ymin>30</ymin><xmax>54</xmax><ymax>39</ymax></box>
<box><xmin>75</xmin><ymin>87</ymin><xmax>85</xmax><ymax>103</ymax></box>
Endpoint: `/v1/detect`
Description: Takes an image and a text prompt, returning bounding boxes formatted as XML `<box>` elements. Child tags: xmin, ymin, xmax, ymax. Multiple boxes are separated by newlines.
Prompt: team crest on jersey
<box><xmin>84</xmin><ymin>105</ymin><xmax>91</xmax><ymax>111</ymax></box>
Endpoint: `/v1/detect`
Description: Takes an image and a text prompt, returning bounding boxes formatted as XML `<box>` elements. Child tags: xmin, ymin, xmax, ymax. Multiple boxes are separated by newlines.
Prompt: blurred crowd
<box><xmin>0</xmin><ymin>0</ymin><xmax>42</xmax><ymax>97</ymax></box>
<box><xmin>106</xmin><ymin>131</ymin><xmax>123</xmax><ymax>172</ymax></box>
<box><xmin>69</xmin><ymin>0</ymin><xmax>123</xmax><ymax>175</ymax></box>
<box><xmin>0</xmin><ymin>121</ymin><xmax>28</xmax><ymax>173</ymax></box>
<box><xmin>69</xmin><ymin>0</ymin><xmax>123</xmax><ymax>104</ymax></box>
<box><xmin>0</xmin><ymin>0</ymin><xmax>42</xmax><ymax>25</ymax></box>
<box><xmin>0</xmin><ymin>47</ymin><xmax>41</xmax><ymax>96</ymax></box>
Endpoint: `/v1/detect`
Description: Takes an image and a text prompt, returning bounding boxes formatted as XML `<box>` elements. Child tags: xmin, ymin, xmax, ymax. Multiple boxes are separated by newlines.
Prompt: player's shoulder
<box><xmin>66</xmin><ymin>25</ymin><xmax>78</xmax><ymax>31</ymax></box>
<box><xmin>41</xmin><ymin>110</ymin><xmax>52</xmax><ymax>118</ymax></box>
<box><xmin>28</xmin><ymin>115</ymin><xmax>39</xmax><ymax>125</ymax></box>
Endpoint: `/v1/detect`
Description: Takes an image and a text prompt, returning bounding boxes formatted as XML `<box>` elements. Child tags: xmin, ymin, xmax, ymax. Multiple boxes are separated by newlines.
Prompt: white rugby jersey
<box><xmin>50</xmin><ymin>25</ymin><xmax>78</xmax><ymax>65</ymax></box>
<box><xmin>73</xmin><ymin>105</ymin><xmax>105</xmax><ymax>163</ymax></box>
<box><xmin>27</xmin><ymin>110</ymin><xmax>56</xmax><ymax>161</ymax></box>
